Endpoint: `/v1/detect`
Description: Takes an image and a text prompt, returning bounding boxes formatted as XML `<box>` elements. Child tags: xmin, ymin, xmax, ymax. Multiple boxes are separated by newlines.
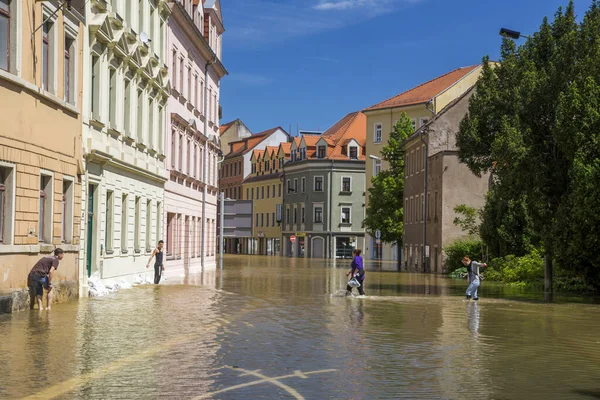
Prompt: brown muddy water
<box><xmin>1</xmin><ymin>255</ymin><xmax>600</xmax><ymax>400</ymax></box>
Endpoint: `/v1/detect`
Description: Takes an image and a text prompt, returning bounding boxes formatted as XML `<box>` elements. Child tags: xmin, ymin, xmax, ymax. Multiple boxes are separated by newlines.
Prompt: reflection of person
<box><xmin>146</xmin><ymin>240</ymin><xmax>164</xmax><ymax>284</ymax></box>
<box><xmin>462</xmin><ymin>256</ymin><xmax>487</xmax><ymax>300</ymax></box>
<box><xmin>29</xmin><ymin>248</ymin><xmax>64</xmax><ymax>310</ymax></box>
<box><xmin>346</xmin><ymin>249</ymin><xmax>365</xmax><ymax>296</ymax></box>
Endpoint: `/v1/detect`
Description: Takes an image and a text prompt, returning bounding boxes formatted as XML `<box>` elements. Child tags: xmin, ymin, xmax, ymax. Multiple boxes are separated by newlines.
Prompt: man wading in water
<box><xmin>146</xmin><ymin>240</ymin><xmax>165</xmax><ymax>284</ymax></box>
<box><xmin>463</xmin><ymin>255</ymin><xmax>487</xmax><ymax>301</ymax></box>
<box><xmin>28</xmin><ymin>248</ymin><xmax>64</xmax><ymax>310</ymax></box>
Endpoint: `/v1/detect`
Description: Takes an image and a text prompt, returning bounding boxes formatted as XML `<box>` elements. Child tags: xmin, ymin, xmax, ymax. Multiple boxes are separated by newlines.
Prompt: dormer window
<box><xmin>279</xmin><ymin>157</ymin><xmax>284</xmax><ymax>167</ymax></box>
<box><xmin>349</xmin><ymin>146</ymin><xmax>358</xmax><ymax>160</ymax></box>
<box><xmin>291</xmin><ymin>150</ymin><xmax>296</xmax><ymax>162</ymax></box>
<box><xmin>252</xmin><ymin>163</ymin><xmax>256</xmax><ymax>173</ymax></box>
<box><xmin>264</xmin><ymin>160</ymin><xmax>269</xmax><ymax>171</ymax></box>
<box><xmin>317</xmin><ymin>146</ymin><xmax>326</xmax><ymax>159</ymax></box>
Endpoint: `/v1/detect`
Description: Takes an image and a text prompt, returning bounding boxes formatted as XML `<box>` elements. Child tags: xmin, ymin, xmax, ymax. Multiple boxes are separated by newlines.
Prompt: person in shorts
<box><xmin>29</xmin><ymin>248</ymin><xmax>64</xmax><ymax>310</ymax></box>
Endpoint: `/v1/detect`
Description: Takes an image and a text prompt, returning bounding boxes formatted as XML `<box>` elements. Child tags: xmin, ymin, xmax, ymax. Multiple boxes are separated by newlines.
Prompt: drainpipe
<box><xmin>201</xmin><ymin>55</ymin><xmax>217</xmax><ymax>270</ymax></box>
<box><xmin>329</xmin><ymin>160</ymin><xmax>334</xmax><ymax>259</ymax></box>
<box><xmin>420</xmin><ymin>99</ymin><xmax>435</xmax><ymax>273</ymax></box>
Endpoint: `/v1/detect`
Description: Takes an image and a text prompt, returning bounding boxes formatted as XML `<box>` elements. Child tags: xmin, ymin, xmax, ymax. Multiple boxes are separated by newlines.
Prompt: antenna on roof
<box><xmin>289</xmin><ymin>124</ymin><xmax>292</xmax><ymax>137</ymax></box>
<box><xmin>297</xmin><ymin>122</ymin><xmax>299</xmax><ymax>136</ymax></box>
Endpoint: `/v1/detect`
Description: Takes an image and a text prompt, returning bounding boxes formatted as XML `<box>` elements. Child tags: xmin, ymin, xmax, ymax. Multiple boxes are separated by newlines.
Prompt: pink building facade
<box><xmin>164</xmin><ymin>0</ymin><xmax>226</xmax><ymax>276</ymax></box>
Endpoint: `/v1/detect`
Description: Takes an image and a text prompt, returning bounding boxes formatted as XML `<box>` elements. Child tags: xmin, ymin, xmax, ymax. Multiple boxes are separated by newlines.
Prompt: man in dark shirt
<box><xmin>146</xmin><ymin>240</ymin><xmax>164</xmax><ymax>284</ymax></box>
<box><xmin>29</xmin><ymin>248</ymin><xmax>64</xmax><ymax>310</ymax></box>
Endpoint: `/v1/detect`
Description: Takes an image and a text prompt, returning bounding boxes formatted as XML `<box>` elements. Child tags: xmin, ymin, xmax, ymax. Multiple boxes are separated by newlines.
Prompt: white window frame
<box><xmin>314</xmin><ymin>176</ymin><xmax>324</xmax><ymax>192</ymax></box>
<box><xmin>0</xmin><ymin>0</ymin><xmax>22</xmax><ymax>76</ymax></box>
<box><xmin>105</xmin><ymin>189</ymin><xmax>115</xmax><ymax>253</ymax></box>
<box><xmin>348</xmin><ymin>146</ymin><xmax>358</xmax><ymax>159</ymax></box>
<box><xmin>145</xmin><ymin>199</ymin><xmax>152</xmax><ymax>251</ymax></box>
<box><xmin>341</xmin><ymin>206</ymin><xmax>351</xmax><ymax>224</ymax></box>
<box><xmin>61</xmin><ymin>175</ymin><xmax>75</xmax><ymax>243</ymax></box>
<box><xmin>121</xmin><ymin>193</ymin><xmax>129</xmax><ymax>253</ymax></box>
<box><xmin>0</xmin><ymin>162</ymin><xmax>16</xmax><ymax>245</ymax></box>
<box><xmin>63</xmin><ymin>16</ymin><xmax>79</xmax><ymax>106</ymax></box>
<box><xmin>373</xmin><ymin>158</ymin><xmax>382</xmax><ymax>176</ymax></box>
<box><xmin>39</xmin><ymin>171</ymin><xmax>54</xmax><ymax>243</ymax></box>
<box><xmin>313</xmin><ymin>204</ymin><xmax>324</xmax><ymax>224</ymax></box>
<box><xmin>41</xmin><ymin>4</ymin><xmax>58</xmax><ymax>94</ymax></box>
<box><xmin>341</xmin><ymin>176</ymin><xmax>352</xmax><ymax>193</ymax></box>
<box><xmin>374</xmin><ymin>123</ymin><xmax>382</xmax><ymax>143</ymax></box>
<box><xmin>317</xmin><ymin>145</ymin><xmax>326</xmax><ymax>159</ymax></box>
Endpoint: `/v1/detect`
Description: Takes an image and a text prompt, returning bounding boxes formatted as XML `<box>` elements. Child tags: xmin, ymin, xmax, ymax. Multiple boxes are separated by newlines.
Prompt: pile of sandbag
<box><xmin>88</xmin><ymin>273</ymin><xmax>135</xmax><ymax>297</ymax></box>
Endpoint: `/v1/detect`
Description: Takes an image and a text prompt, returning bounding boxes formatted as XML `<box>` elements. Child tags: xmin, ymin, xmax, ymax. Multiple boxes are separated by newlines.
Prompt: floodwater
<box><xmin>1</xmin><ymin>256</ymin><xmax>600</xmax><ymax>400</ymax></box>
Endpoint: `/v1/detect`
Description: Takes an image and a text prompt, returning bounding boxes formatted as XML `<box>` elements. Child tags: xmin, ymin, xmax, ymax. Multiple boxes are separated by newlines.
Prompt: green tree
<box><xmin>452</xmin><ymin>204</ymin><xmax>480</xmax><ymax>236</ymax></box>
<box><xmin>457</xmin><ymin>1</ymin><xmax>600</xmax><ymax>292</ymax></box>
<box><xmin>364</xmin><ymin>114</ymin><xmax>413</xmax><ymax>248</ymax></box>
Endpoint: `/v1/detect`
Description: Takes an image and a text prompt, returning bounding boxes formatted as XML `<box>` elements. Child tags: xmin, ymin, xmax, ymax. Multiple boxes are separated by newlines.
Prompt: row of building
<box><xmin>218</xmin><ymin>64</ymin><xmax>489</xmax><ymax>272</ymax></box>
<box><xmin>0</xmin><ymin>0</ymin><xmax>226</xmax><ymax>305</ymax></box>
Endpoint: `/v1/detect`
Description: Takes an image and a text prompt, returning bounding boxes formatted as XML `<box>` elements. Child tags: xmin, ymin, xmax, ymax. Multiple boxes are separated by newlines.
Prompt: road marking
<box><xmin>190</xmin><ymin>367</ymin><xmax>338</xmax><ymax>400</ymax></box>
<box><xmin>22</xmin><ymin>307</ymin><xmax>256</xmax><ymax>400</ymax></box>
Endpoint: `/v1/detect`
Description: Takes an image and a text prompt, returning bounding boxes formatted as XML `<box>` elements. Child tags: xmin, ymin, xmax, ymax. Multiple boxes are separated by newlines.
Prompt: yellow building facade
<box><xmin>242</xmin><ymin>147</ymin><xmax>283</xmax><ymax>255</ymax></box>
<box><xmin>0</xmin><ymin>1</ymin><xmax>86</xmax><ymax>305</ymax></box>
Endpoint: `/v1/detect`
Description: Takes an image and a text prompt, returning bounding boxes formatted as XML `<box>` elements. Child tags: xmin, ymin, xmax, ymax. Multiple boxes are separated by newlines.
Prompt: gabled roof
<box><xmin>300</xmin><ymin>135</ymin><xmax>321</xmax><ymax>148</ymax></box>
<box><xmin>219</xmin><ymin>120</ymin><xmax>236</xmax><ymax>135</ymax></box>
<box><xmin>225</xmin><ymin>127</ymin><xmax>287</xmax><ymax>158</ymax></box>
<box><xmin>364</xmin><ymin>65</ymin><xmax>480</xmax><ymax>112</ymax></box>
<box><xmin>251</xmin><ymin>149</ymin><xmax>264</xmax><ymax>161</ymax></box>
<box><xmin>278</xmin><ymin>142</ymin><xmax>292</xmax><ymax>156</ymax></box>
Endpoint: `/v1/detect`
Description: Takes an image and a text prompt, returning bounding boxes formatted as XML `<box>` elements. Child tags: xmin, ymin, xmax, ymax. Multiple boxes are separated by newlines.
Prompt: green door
<box><xmin>86</xmin><ymin>184</ymin><xmax>94</xmax><ymax>277</ymax></box>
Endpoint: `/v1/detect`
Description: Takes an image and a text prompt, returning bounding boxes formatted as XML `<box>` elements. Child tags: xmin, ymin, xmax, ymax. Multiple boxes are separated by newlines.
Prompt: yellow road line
<box><xmin>191</xmin><ymin>368</ymin><xmax>338</xmax><ymax>400</ymax></box>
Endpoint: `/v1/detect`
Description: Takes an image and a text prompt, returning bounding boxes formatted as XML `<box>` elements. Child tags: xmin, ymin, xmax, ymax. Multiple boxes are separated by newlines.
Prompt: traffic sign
<box><xmin>290</xmin><ymin>235</ymin><xmax>296</xmax><ymax>243</ymax></box>
<box><xmin>375</xmin><ymin>230</ymin><xmax>381</xmax><ymax>239</ymax></box>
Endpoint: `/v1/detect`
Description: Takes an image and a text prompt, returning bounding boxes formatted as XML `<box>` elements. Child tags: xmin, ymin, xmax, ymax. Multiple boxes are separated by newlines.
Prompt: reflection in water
<box><xmin>0</xmin><ymin>255</ymin><xmax>600</xmax><ymax>399</ymax></box>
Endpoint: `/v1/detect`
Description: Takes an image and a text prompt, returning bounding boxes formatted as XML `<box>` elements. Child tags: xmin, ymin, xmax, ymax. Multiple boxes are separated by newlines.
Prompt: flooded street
<box><xmin>1</xmin><ymin>256</ymin><xmax>600</xmax><ymax>400</ymax></box>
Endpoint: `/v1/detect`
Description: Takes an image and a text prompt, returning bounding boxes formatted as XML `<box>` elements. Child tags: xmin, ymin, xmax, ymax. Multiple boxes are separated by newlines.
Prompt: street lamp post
<box><xmin>500</xmin><ymin>28</ymin><xmax>531</xmax><ymax>40</ymax></box>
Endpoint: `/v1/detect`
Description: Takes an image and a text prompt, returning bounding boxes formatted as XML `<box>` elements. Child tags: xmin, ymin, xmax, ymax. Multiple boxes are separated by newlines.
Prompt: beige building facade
<box><xmin>363</xmin><ymin>65</ymin><xmax>483</xmax><ymax>270</ymax></box>
<box><xmin>403</xmin><ymin>87</ymin><xmax>489</xmax><ymax>273</ymax></box>
<box><xmin>0</xmin><ymin>0</ymin><xmax>85</xmax><ymax>306</ymax></box>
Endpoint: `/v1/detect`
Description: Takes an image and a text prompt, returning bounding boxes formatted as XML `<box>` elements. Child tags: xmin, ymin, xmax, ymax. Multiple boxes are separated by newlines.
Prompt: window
<box><xmin>286</xmin><ymin>179</ymin><xmax>291</xmax><ymax>193</ymax></box>
<box><xmin>317</xmin><ymin>146</ymin><xmax>326</xmax><ymax>159</ymax></box>
<box><xmin>246</xmin><ymin>188</ymin><xmax>249</xmax><ymax>199</ymax></box>
<box><xmin>286</xmin><ymin>207</ymin><xmax>290</xmax><ymax>224</ymax></box>
<box><xmin>105</xmin><ymin>190</ymin><xmax>114</xmax><ymax>252</ymax></box>
<box><xmin>170</xmin><ymin>130</ymin><xmax>177</xmax><ymax>168</ymax></box>
<box><xmin>200</xmin><ymin>79</ymin><xmax>204</xmax><ymax>114</ymax></box>
<box><xmin>137</xmin><ymin>89</ymin><xmax>144</xmax><ymax>142</ymax></box>
<box><xmin>411</xmin><ymin>118</ymin><xmax>416</xmax><ymax>131</ymax></box>
<box><xmin>187</xmin><ymin>66</ymin><xmax>191</xmax><ymax>101</ymax></box>
<box><xmin>39</xmin><ymin>174</ymin><xmax>52</xmax><ymax>243</ymax></box>
<box><xmin>272</xmin><ymin>184</ymin><xmax>275</xmax><ymax>197</ymax></box>
<box><xmin>121</xmin><ymin>194</ymin><xmax>128</xmax><ymax>252</ymax></box>
<box><xmin>279</xmin><ymin>157</ymin><xmax>284</xmax><ymax>168</ymax></box>
<box><xmin>266</xmin><ymin>213</ymin><xmax>269</xmax><ymax>227</ymax></box>
<box><xmin>61</xmin><ymin>179</ymin><xmax>73</xmax><ymax>243</ymax></box>
<box><xmin>404</xmin><ymin>198</ymin><xmax>408</xmax><ymax>223</ymax></box>
<box><xmin>415</xmin><ymin>147</ymin><xmax>420</xmax><ymax>175</ymax></box>
<box><xmin>374</xmin><ymin>123</ymin><xmax>382</xmax><ymax>143</ymax></box>
<box><xmin>272</xmin><ymin>212</ymin><xmax>275</xmax><ymax>226</ymax></box>
<box><xmin>194</xmin><ymin>74</ymin><xmax>199</xmax><ymax>107</ymax></box>
<box><xmin>293</xmin><ymin>207</ymin><xmax>297</xmax><ymax>224</ymax></box>
<box><xmin>138</xmin><ymin>0</ymin><xmax>144</xmax><ymax>33</ymax></box>
<box><xmin>124</xmin><ymin>79</ymin><xmax>131</xmax><ymax>134</ymax></box>
<box><xmin>278</xmin><ymin>184</ymin><xmax>281</xmax><ymax>197</ymax></box>
<box><xmin>410</xmin><ymin>197</ymin><xmax>413</xmax><ymax>223</ymax></box>
<box><xmin>261</xmin><ymin>213</ymin><xmax>264</xmax><ymax>227</ymax></box>
<box><xmin>166</xmin><ymin>212</ymin><xmax>175</xmax><ymax>256</ymax></box>
<box><xmin>294</xmin><ymin>179</ymin><xmax>298</xmax><ymax>193</ymax></box>
<box><xmin>134</xmin><ymin>197</ymin><xmax>141</xmax><ymax>252</ymax></box>
<box><xmin>261</xmin><ymin>186</ymin><xmax>264</xmax><ymax>199</ymax></box>
<box><xmin>0</xmin><ymin>0</ymin><xmax>10</xmax><ymax>71</ymax></box>
<box><xmin>341</xmin><ymin>207</ymin><xmax>351</xmax><ymax>224</ymax></box>
<box><xmin>0</xmin><ymin>165</ymin><xmax>14</xmax><ymax>244</ymax></box>
<box><xmin>267</xmin><ymin>185</ymin><xmax>270</xmax><ymax>198</ymax></box>
<box><xmin>64</xmin><ymin>37</ymin><xmax>75</xmax><ymax>104</ymax></box>
<box><xmin>171</xmin><ymin>50</ymin><xmax>177</xmax><ymax>89</ymax></box>
<box><xmin>146</xmin><ymin>200</ymin><xmax>152</xmax><ymax>250</ymax></box>
<box><xmin>109</xmin><ymin>69</ymin><xmax>116</xmax><ymax>127</ymax></box>
<box><xmin>421</xmin><ymin>194</ymin><xmax>424</xmax><ymax>222</ymax></box>
<box><xmin>410</xmin><ymin>151</ymin><xmax>414</xmax><ymax>175</ymax></box>
<box><xmin>301</xmin><ymin>177</ymin><xmax>305</xmax><ymax>192</ymax></box>
<box><xmin>179</xmin><ymin>58</ymin><xmax>184</xmax><ymax>93</ymax></box>
<box><xmin>252</xmin><ymin>163</ymin><xmax>256</xmax><ymax>174</ymax></box>
<box><xmin>178</xmin><ymin>133</ymin><xmax>183</xmax><ymax>171</ymax></box>
<box><xmin>434</xmin><ymin>191</ymin><xmax>438</xmax><ymax>220</ymax></box>
<box><xmin>91</xmin><ymin>55</ymin><xmax>100</xmax><ymax>117</ymax></box>
<box><xmin>373</xmin><ymin>159</ymin><xmax>382</xmax><ymax>176</ymax></box>
<box><xmin>420</xmin><ymin>118</ymin><xmax>429</xmax><ymax>128</ymax></box>
<box><xmin>422</xmin><ymin>145</ymin><xmax>426</xmax><ymax>171</ymax></box>
<box><xmin>349</xmin><ymin>146</ymin><xmax>358</xmax><ymax>159</ymax></box>
<box><xmin>314</xmin><ymin>206</ymin><xmax>323</xmax><ymax>223</ymax></box>
<box><xmin>301</xmin><ymin>206</ymin><xmax>305</xmax><ymax>223</ymax></box>
<box><xmin>291</xmin><ymin>150</ymin><xmax>296</xmax><ymax>162</ymax></box>
<box><xmin>276</xmin><ymin>204</ymin><xmax>282</xmax><ymax>223</ymax></box>
<box><xmin>314</xmin><ymin>176</ymin><xmax>323</xmax><ymax>192</ymax></box>
<box><xmin>342</xmin><ymin>177</ymin><xmax>351</xmax><ymax>193</ymax></box>
<box><xmin>255</xmin><ymin>213</ymin><xmax>259</xmax><ymax>227</ymax></box>
<box><xmin>42</xmin><ymin>21</ymin><xmax>53</xmax><ymax>92</ymax></box>
<box><xmin>187</xmin><ymin>138</ymin><xmax>191</xmax><ymax>175</ymax></box>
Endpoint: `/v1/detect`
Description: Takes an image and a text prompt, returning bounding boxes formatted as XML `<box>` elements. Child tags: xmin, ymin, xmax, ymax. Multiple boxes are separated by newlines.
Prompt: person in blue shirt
<box><xmin>346</xmin><ymin>249</ymin><xmax>365</xmax><ymax>296</ymax></box>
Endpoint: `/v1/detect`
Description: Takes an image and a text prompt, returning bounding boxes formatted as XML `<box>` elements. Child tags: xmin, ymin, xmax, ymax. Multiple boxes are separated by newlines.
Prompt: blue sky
<box><xmin>219</xmin><ymin>0</ymin><xmax>593</xmax><ymax>135</ymax></box>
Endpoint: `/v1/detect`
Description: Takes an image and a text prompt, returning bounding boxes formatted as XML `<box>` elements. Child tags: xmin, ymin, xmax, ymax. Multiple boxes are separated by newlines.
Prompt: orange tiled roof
<box><xmin>219</xmin><ymin>120</ymin><xmax>236</xmax><ymax>135</ymax></box>
<box><xmin>226</xmin><ymin>127</ymin><xmax>285</xmax><ymax>158</ymax></box>
<box><xmin>279</xmin><ymin>142</ymin><xmax>292</xmax><ymax>156</ymax></box>
<box><xmin>365</xmin><ymin>65</ymin><xmax>480</xmax><ymax>111</ymax></box>
<box><xmin>302</xmin><ymin>136</ymin><xmax>321</xmax><ymax>147</ymax></box>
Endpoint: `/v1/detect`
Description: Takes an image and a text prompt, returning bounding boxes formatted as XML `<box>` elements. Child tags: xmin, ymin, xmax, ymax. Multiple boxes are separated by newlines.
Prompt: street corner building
<box><xmin>363</xmin><ymin>64</ymin><xmax>489</xmax><ymax>272</ymax></box>
<box><xmin>163</xmin><ymin>0</ymin><xmax>226</xmax><ymax>276</ymax></box>
<box><xmin>219</xmin><ymin>127</ymin><xmax>290</xmax><ymax>254</ymax></box>
<box><xmin>0</xmin><ymin>0</ymin><xmax>86</xmax><ymax>311</ymax></box>
<box><xmin>282</xmin><ymin>112</ymin><xmax>367</xmax><ymax>259</ymax></box>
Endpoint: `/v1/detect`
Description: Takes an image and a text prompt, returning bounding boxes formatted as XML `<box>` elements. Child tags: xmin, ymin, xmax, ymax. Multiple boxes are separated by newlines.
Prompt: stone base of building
<box><xmin>0</xmin><ymin>280</ymin><xmax>79</xmax><ymax>314</ymax></box>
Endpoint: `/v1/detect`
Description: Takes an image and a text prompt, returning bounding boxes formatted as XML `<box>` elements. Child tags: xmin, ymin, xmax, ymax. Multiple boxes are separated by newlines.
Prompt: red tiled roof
<box><xmin>279</xmin><ymin>142</ymin><xmax>292</xmax><ymax>156</ymax></box>
<box><xmin>365</xmin><ymin>65</ymin><xmax>480</xmax><ymax>111</ymax></box>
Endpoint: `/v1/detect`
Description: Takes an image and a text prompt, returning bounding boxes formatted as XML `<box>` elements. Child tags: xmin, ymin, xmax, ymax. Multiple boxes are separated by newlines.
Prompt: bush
<box><xmin>443</xmin><ymin>239</ymin><xmax>483</xmax><ymax>273</ymax></box>
<box><xmin>485</xmin><ymin>248</ymin><xmax>544</xmax><ymax>285</ymax></box>
<box><xmin>449</xmin><ymin>267</ymin><xmax>467</xmax><ymax>279</ymax></box>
